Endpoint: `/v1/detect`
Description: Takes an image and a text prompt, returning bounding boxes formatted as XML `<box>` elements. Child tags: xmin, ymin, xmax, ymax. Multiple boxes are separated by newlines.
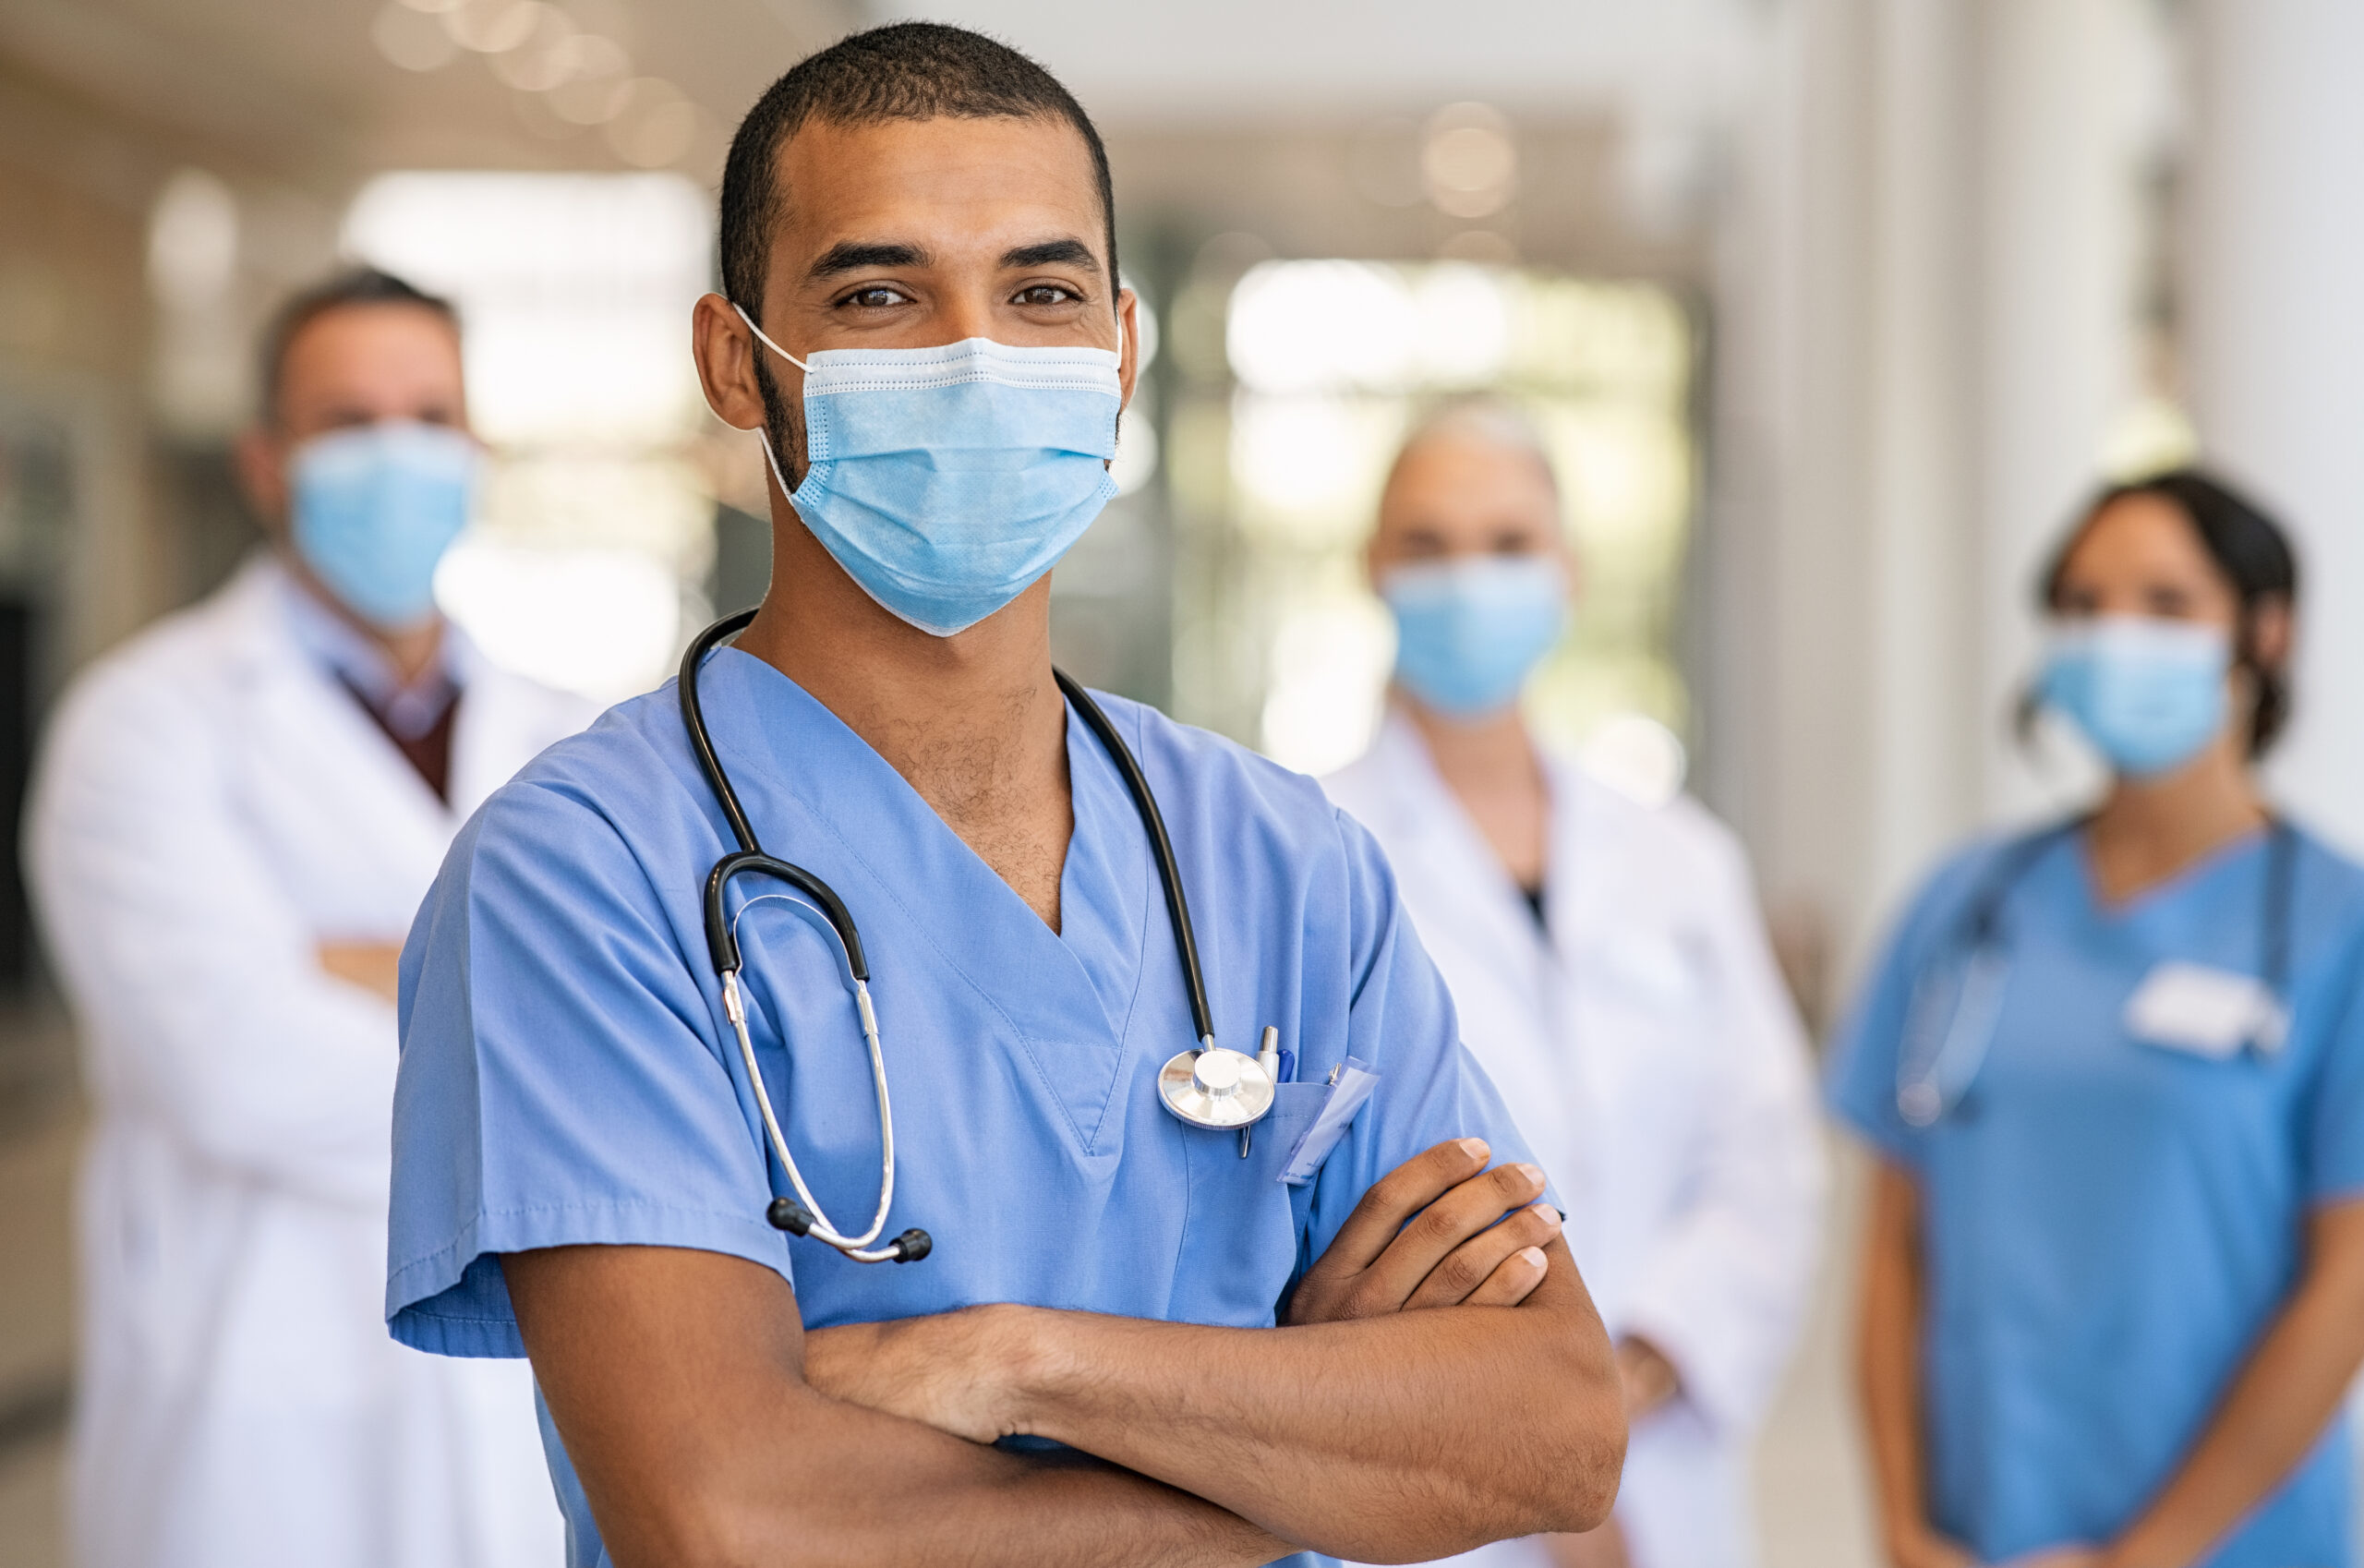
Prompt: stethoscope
<box><xmin>1895</xmin><ymin>814</ymin><xmax>2297</xmax><ymax>1127</ymax></box>
<box><xmin>677</xmin><ymin>609</ymin><xmax>1283</xmax><ymax>1265</ymax></box>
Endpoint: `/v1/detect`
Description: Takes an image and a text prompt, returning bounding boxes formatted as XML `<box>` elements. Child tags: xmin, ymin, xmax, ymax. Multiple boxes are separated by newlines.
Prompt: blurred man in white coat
<box><xmin>1325</xmin><ymin>404</ymin><xmax>1824</xmax><ymax>1568</ymax></box>
<box><xmin>26</xmin><ymin>269</ymin><xmax>588</xmax><ymax>1568</ymax></box>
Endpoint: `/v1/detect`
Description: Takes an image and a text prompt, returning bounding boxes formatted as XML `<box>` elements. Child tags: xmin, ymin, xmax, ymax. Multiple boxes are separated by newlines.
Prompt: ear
<box><xmin>2248</xmin><ymin>592</ymin><xmax>2295</xmax><ymax>673</ymax></box>
<box><xmin>235</xmin><ymin>425</ymin><xmax>291</xmax><ymax>541</ymax></box>
<box><xmin>692</xmin><ymin>292</ymin><xmax>778</xmax><ymax>434</ymax></box>
<box><xmin>1116</xmin><ymin>287</ymin><xmax>1141</xmax><ymax>413</ymax></box>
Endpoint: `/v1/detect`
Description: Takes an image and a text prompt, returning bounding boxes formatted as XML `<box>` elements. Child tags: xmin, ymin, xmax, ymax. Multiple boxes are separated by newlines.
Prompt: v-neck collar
<box><xmin>704</xmin><ymin>650</ymin><xmax>1153</xmax><ymax>1151</ymax></box>
<box><xmin>2071</xmin><ymin>825</ymin><xmax>2269</xmax><ymax>925</ymax></box>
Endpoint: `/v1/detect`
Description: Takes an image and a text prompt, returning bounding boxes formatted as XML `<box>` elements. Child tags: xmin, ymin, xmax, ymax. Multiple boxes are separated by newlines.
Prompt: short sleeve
<box><xmin>2302</xmin><ymin>922</ymin><xmax>2364</xmax><ymax>1205</ymax></box>
<box><xmin>1297</xmin><ymin>808</ymin><xmax>1555</xmax><ymax>1261</ymax></box>
<box><xmin>386</xmin><ymin>779</ymin><xmax>789</xmax><ymax>1357</ymax></box>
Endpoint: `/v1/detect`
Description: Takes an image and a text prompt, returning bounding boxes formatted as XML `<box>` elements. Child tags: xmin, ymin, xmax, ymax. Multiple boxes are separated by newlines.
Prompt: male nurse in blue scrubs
<box><xmin>385</xmin><ymin>22</ymin><xmax>1625</xmax><ymax>1568</ymax></box>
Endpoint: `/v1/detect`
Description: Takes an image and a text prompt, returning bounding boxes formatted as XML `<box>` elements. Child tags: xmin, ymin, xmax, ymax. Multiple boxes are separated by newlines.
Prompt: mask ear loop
<box><xmin>732</xmin><ymin>302</ymin><xmax>808</xmax><ymax>502</ymax></box>
<box><xmin>732</xmin><ymin>301</ymin><xmax>811</xmax><ymax>373</ymax></box>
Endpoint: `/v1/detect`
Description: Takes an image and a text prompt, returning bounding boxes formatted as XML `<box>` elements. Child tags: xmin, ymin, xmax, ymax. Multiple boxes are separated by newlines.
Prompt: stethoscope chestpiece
<box><xmin>1157</xmin><ymin>1045</ymin><xmax>1276</xmax><ymax>1129</ymax></box>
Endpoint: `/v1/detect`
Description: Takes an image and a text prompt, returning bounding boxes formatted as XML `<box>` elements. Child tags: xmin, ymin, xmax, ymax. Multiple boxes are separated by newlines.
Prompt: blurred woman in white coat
<box><xmin>25</xmin><ymin>270</ymin><xmax>590</xmax><ymax>1568</ymax></box>
<box><xmin>1324</xmin><ymin>404</ymin><xmax>1825</xmax><ymax>1568</ymax></box>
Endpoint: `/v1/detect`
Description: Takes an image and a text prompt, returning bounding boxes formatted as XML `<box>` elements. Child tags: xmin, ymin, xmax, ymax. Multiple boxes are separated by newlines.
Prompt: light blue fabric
<box><xmin>1827</xmin><ymin>826</ymin><xmax>2364</xmax><ymax>1568</ymax></box>
<box><xmin>2038</xmin><ymin>616</ymin><xmax>2230</xmax><ymax>778</ymax></box>
<box><xmin>759</xmin><ymin>332</ymin><xmax>1122</xmax><ymax>635</ymax></box>
<box><xmin>388</xmin><ymin>649</ymin><xmax>1548</xmax><ymax>1568</ymax></box>
<box><xmin>288</xmin><ymin>421</ymin><xmax>476</xmax><ymax>629</ymax></box>
<box><xmin>1381</xmin><ymin>557</ymin><xmax>1566</xmax><ymax>718</ymax></box>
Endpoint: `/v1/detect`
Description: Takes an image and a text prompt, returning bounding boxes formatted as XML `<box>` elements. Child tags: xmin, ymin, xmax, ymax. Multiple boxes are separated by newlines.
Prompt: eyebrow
<box><xmin>1001</xmin><ymin>237</ymin><xmax>1102</xmax><ymax>275</ymax></box>
<box><xmin>806</xmin><ymin>242</ymin><xmax>930</xmax><ymax>280</ymax></box>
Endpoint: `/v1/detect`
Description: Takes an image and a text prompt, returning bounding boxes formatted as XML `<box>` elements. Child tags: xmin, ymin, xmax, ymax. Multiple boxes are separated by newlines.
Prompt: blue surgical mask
<box><xmin>288</xmin><ymin>421</ymin><xmax>478</xmax><ymax>630</ymax></box>
<box><xmin>738</xmin><ymin>306</ymin><xmax>1121</xmax><ymax>636</ymax></box>
<box><xmin>1382</xmin><ymin>556</ymin><xmax>1568</xmax><ymax>719</ymax></box>
<box><xmin>2039</xmin><ymin>615</ymin><xmax>2232</xmax><ymax>777</ymax></box>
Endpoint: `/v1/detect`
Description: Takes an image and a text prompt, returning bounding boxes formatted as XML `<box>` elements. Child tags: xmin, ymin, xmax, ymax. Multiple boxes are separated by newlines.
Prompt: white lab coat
<box><xmin>26</xmin><ymin>556</ymin><xmax>594</xmax><ymax>1568</ymax></box>
<box><xmin>1324</xmin><ymin>712</ymin><xmax>1824</xmax><ymax>1568</ymax></box>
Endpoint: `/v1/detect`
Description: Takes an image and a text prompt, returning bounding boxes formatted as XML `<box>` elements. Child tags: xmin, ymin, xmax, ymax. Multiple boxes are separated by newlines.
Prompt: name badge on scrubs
<box><xmin>1279</xmin><ymin>1057</ymin><xmax>1379</xmax><ymax>1187</ymax></box>
<box><xmin>2124</xmin><ymin>962</ymin><xmax>2287</xmax><ymax>1058</ymax></box>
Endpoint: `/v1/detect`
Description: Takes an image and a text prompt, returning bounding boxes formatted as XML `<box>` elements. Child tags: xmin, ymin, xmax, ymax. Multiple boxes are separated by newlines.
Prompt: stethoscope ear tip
<box><xmin>890</xmin><ymin>1228</ymin><xmax>932</xmax><ymax>1263</ymax></box>
<box><xmin>767</xmin><ymin>1196</ymin><xmax>815</xmax><ymax>1236</ymax></box>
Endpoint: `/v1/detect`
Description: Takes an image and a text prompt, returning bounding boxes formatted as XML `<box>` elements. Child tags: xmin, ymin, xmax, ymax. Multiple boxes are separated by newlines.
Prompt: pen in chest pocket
<box><xmin>1241</xmin><ymin>1026</ymin><xmax>1283</xmax><ymax>1157</ymax></box>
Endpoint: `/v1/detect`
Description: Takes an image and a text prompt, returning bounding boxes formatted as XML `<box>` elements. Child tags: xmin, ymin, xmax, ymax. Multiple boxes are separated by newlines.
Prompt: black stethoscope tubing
<box><xmin>675</xmin><ymin>609</ymin><xmax>1221</xmax><ymax>1260</ymax></box>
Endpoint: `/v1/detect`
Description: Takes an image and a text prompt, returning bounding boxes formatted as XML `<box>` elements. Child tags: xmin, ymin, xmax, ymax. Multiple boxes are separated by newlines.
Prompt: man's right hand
<box><xmin>1286</xmin><ymin>1138</ymin><xmax>1562</xmax><ymax>1324</ymax></box>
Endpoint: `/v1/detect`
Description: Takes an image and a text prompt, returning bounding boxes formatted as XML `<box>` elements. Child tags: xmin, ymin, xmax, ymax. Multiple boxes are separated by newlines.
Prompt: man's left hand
<box><xmin>1286</xmin><ymin>1138</ymin><xmax>1562</xmax><ymax>1324</ymax></box>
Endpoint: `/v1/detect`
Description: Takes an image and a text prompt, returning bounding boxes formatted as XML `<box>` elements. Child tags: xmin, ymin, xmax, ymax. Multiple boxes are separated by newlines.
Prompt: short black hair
<box><xmin>259</xmin><ymin>267</ymin><xmax>458</xmax><ymax>423</ymax></box>
<box><xmin>2041</xmin><ymin>467</ymin><xmax>2302</xmax><ymax>754</ymax></box>
<box><xmin>718</xmin><ymin>22</ymin><xmax>1118</xmax><ymax>323</ymax></box>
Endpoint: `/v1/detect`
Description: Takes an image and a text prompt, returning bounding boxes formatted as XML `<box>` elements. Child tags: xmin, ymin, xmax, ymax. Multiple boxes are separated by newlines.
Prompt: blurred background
<box><xmin>2</xmin><ymin>0</ymin><xmax>2360</xmax><ymax>1562</ymax></box>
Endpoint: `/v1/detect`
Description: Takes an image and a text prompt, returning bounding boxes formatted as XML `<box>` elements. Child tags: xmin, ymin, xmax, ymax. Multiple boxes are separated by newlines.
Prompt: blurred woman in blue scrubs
<box><xmin>1828</xmin><ymin>470</ymin><xmax>2364</xmax><ymax>1568</ymax></box>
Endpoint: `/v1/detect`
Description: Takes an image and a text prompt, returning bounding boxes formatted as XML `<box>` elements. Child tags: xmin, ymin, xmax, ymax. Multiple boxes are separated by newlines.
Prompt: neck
<box><xmin>736</xmin><ymin>519</ymin><xmax>1066</xmax><ymax>784</ymax></box>
<box><xmin>1400</xmin><ymin>694</ymin><xmax>1538</xmax><ymax>792</ymax></box>
<box><xmin>2085</xmin><ymin>735</ymin><xmax>2267</xmax><ymax>903</ymax></box>
<box><xmin>284</xmin><ymin>551</ymin><xmax>443</xmax><ymax>684</ymax></box>
<box><xmin>1397</xmin><ymin>690</ymin><xmax>1551</xmax><ymax>888</ymax></box>
<box><xmin>732</xmin><ymin>505</ymin><xmax>1073</xmax><ymax>926</ymax></box>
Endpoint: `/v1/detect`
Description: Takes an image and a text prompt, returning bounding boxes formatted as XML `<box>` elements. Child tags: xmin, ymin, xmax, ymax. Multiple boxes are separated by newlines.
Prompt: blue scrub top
<box><xmin>387</xmin><ymin>650</ymin><xmax>1547</xmax><ymax>1568</ymax></box>
<box><xmin>1828</xmin><ymin>824</ymin><xmax>2364</xmax><ymax>1568</ymax></box>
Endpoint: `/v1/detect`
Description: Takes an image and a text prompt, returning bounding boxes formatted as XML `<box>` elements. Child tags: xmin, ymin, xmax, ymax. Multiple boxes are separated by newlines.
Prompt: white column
<box><xmin>2181</xmin><ymin>0</ymin><xmax>2364</xmax><ymax>855</ymax></box>
<box><xmin>1973</xmin><ymin>0</ymin><xmax>2149</xmax><ymax>824</ymax></box>
<box><xmin>1712</xmin><ymin>0</ymin><xmax>2154</xmax><ymax>980</ymax></box>
<box><xmin>1862</xmin><ymin>0</ymin><xmax>1980</xmax><ymax>909</ymax></box>
<box><xmin>1703</xmin><ymin>0</ymin><xmax>1889</xmax><ymax>969</ymax></box>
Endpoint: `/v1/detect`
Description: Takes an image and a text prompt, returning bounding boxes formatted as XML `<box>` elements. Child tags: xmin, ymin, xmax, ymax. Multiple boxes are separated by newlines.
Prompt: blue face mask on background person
<box><xmin>738</xmin><ymin>305</ymin><xmax>1122</xmax><ymax>637</ymax></box>
<box><xmin>2039</xmin><ymin>615</ymin><xmax>2233</xmax><ymax>777</ymax></box>
<box><xmin>289</xmin><ymin>421</ymin><xmax>479</xmax><ymax>630</ymax></box>
<box><xmin>1382</xmin><ymin>555</ymin><xmax>1568</xmax><ymax>718</ymax></box>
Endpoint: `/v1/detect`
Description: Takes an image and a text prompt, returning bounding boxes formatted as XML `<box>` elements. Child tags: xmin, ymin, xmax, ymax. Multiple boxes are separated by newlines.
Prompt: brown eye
<box><xmin>846</xmin><ymin>286</ymin><xmax>910</xmax><ymax>308</ymax></box>
<box><xmin>1015</xmin><ymin>285</ymin><xmax>1077</xmax><ymax>307</ymax></box>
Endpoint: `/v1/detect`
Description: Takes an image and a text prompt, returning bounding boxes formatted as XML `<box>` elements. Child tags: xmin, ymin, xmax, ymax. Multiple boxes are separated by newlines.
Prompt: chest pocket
<box><xmin>1169</xmin><ymin>1082</ymin><xmax>1329</xmax><ymax>1326</ymax></box>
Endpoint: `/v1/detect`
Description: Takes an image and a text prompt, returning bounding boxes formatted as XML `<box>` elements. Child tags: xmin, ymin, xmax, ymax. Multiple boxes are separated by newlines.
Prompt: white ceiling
<box><xmin>0</xmin><ymin>0</ymin><xmax>1753</xmax><ymax>279</ymax></box>
<box><xmin>0</xmin><ymin>0</ymin><xmax>858</xmax><ymax>189</ymax></box>
<box><xmin>863</xmin><ymin>0</ymin><xmax>1767</xmax><ymax>127</ymax></box>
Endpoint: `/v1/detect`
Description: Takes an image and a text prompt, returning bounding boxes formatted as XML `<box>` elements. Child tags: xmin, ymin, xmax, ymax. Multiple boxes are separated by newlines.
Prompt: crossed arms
<box><xmin>506</xmin><ymin>1139</ymin><xmax>1627</xmax><ymax>1568</ymax></box>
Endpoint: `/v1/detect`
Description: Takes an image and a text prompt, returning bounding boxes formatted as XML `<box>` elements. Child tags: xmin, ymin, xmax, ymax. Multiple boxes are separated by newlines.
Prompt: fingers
<box><xmin>1405</xmin><ymin>1201</ymin><xmax>1563</xmax><ymax>1309</ymax></box>
<box><xmin>1351</xmin><ymin>1159</ymin><xmax>1550</xmax><ymax>1309</ymax></box>
<box><xmin>1313</xmin><ymin>1138</ymin><xmax>1495</xmax><ymax>1275</ymax></box>
<box><xmin>1459</xmin><ymin>1242</ymin><xmax>1552</xmax><ymax>1309</ymax></box>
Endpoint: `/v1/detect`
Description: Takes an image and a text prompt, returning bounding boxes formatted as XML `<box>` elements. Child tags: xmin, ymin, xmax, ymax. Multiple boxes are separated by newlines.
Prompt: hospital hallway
<box><xmin>8</xmin><ymin>0</ymin><xmax>2364</xmax><ymax>1564</ymax></box>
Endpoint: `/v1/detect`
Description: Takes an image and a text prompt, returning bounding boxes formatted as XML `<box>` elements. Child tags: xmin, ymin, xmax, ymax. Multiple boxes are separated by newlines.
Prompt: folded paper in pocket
<box><xmin>1279</xmin><ymin>1057</ymin><xmax>1379</xmax><ymax>1187</ymax></box>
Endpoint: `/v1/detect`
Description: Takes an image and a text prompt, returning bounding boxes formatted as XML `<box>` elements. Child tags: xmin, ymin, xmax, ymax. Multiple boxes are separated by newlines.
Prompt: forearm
<box><xmin>2109</xmin><ymin>1208</ymin><xmax>2364</xmax><ymax>1567</ymax></box>
<box><xmin>1859</xmin><ymin>1164</ymin><xmax>1938</xmax><ymax>1558</ymax></box>
<box><xmin>510</xmin><ymin>1247</ymin><xmax>1291</xmax><ymax>1568</ymax></box>
<box><xmin>681</xmin><ymin>1401</ymin><xmax>1285</xmax><ymax>1568</ymax></box>
<box><xmin>1007</xmin><ymin>1251</ymin><xmax>1619</xmax><ymax>1562</ymax></box>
